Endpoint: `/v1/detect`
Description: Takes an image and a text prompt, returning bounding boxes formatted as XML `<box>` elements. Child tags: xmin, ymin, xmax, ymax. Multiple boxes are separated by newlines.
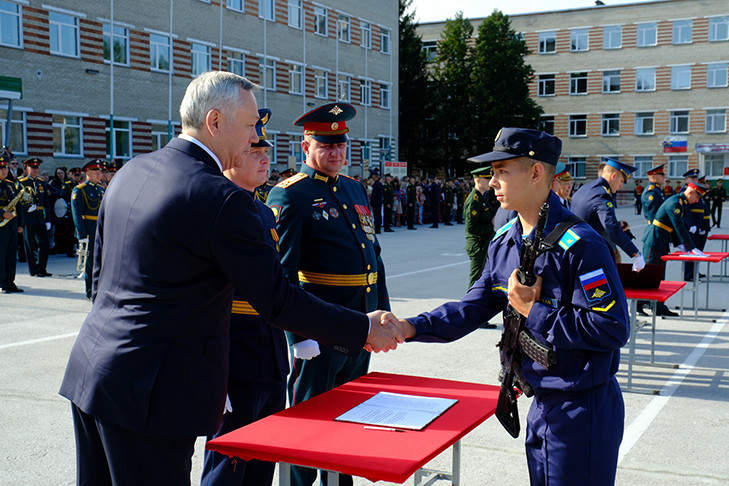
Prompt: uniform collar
<box><xmin>300</xmin><ymin>163</ymin><xmax>339</xmax><ymax>185</ymax></box>
<box><xmin>597</xmin><ymin>176</ymin><xmax>613</xmax><ymax>195</ymax></box>
<box><xmin>504</xmin><ymin>191</ymin><xmax>567</xmax><ymax>244</ymax></box>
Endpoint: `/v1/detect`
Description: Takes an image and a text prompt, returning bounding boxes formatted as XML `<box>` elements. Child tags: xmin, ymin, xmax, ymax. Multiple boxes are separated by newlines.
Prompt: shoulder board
<box><xmin>601</xmin><ymin>186</ymin><xmax>611</xmax><ymax>195</ymax></box>
<box><xmin>492</xmin><ymin>217</ymin><xmax>517</xmax><ymax>241</ymax></box>
<box><xmin>647</xmin><ymin>185</ymin><xmax>655</xmax><ymax>190</ymax></box>
<box><xmin>275</xmin><ymin>172</ymin><xmax>308</xmax><ymax>189</ymax></box>
<box><xmin>76</xmin><ymin>182</ymin><xmax>87</xmax><ymax>189</ymax></box>
<box><xmin>18</xmin><ymin>176</ymin><xmax>28</xmax><ymax>182</ymax></box>
<box><xmin>341</xmin><ymin>174</ymin><xmax>356</xmax><ymax>181</ymax></box>
<box><xmin>558</xmin><ymin>228</ymin><xmax>581</xmax><ymax>251</ymax></box>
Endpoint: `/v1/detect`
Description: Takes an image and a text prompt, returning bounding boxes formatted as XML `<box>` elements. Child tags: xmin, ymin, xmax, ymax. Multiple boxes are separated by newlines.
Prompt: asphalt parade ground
<box><xmin>2</xmin><ymin>204</ymin><xmax>729</xmax><ymax>485</ymax></box>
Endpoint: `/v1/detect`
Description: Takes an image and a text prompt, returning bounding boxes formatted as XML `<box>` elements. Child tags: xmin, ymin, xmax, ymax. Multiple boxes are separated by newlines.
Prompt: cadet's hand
<box><xmin>507</xmin><ymin>269</ymin><xmax>542</xmax><ymax>317</ymax></box>
<box><xmin>365</xmin><ymin>310</ymin><xmax>406</xmax><ymax>352</ymax></box>
<box><xmin>292</xmin><ymin>340</ymin><xmax>320</xmax><ymax>360</ymax></box>
<box><xmin>678</xmin><ymin>244</ymin><xmax>687</xmax><ymax>253</ymax></box>
<box><xmin>689</xmin><ymin>226</ymin><xmax>697</xmax><ymax>234</ymax></box>
<box><xmin>632</xmin><ymin>253</ymin><xmax>646</xmax><ymax>272</ymax></box>
<box><xmin>45</xmin><ymin>222</ymin><xmax>51</xmax><ymax>231</ymax></box>
<box><xmin>690</xmin><ymin>248</ymin><xmax>708</xmax><ymax>257</ymax></box>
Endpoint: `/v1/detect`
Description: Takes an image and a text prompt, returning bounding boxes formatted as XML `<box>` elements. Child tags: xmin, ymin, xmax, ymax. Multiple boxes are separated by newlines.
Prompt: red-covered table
<box><xmin>623</xmin><ymin>281</ymin><xmax>685</xmax><ymax>393</ymax></box>
<box><xmin>206</xmin><ymin>372</ymin><xmax>499</xmax><ymax>485</ymax></box>
<box><xmin>661</xmin><ymin>251</ymin><xmax>729</xmax><ymax>318</ymax></box>
<box><xmin>707</xmin><ymin>234</ymin><xmax>729</xmax><ymax>280</ymax></box>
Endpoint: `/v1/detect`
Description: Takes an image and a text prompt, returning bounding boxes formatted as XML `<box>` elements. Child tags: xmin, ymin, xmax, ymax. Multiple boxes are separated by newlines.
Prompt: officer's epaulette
<box><xmin>275</xmin><ymin>172</ymin><xmax>308</xmax><ymax>189</ymax></box>
<box><xmin>647</xmin><ymin>184</ymin><xmax>655</xmax><ymax>190</ymax></box>
<box><xmin>492</xmin><ymin>217</ymin><xmax>517</xmax><ymax>241</ymax></box>
<box><xmin>18</xmin><ymin>176</ymin><xmax>28</xmax><ymax>182</ymax></box>
<box><xmin>76</xmin><ymin>182</ymin><xmax>87</xmax><ymax>189</ymax></box>
<box><xmin>340</xmin><ymin>174</ymin><xmax>357</xmax><ymax>182</ymax></box>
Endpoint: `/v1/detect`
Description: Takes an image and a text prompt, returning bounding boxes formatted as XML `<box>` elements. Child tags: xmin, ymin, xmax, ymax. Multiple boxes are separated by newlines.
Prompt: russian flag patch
<box><xmin>579</xmin><ymin>268</ymin><xmax>612</xmax><ymax>302</ymax></box>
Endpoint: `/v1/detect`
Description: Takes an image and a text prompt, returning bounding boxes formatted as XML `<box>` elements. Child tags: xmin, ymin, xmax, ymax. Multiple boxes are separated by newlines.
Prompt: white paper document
<box><xmin>334</xmin><ymin>392</ymin><xmax>458</xmax><ymax>430</ymax></box>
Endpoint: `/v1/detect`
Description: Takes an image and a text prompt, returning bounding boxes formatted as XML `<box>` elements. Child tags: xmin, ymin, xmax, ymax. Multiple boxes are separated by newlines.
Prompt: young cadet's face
<box><xmin>224</xmin><ymin>146</ymin><xmax>270</xmax><ymax>192</ymax></box>
<box><xmin>490</xmin><ymin>158</ymin><xmax>533</xmax><ymax>211</ymax></box>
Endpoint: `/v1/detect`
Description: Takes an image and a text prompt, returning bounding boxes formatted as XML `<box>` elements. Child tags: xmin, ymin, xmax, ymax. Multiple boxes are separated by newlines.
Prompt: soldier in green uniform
<box><xmin>406</xmin><ymin>175</ymin><xmax>417</xmax><ymax>230</ymax></box>
<box><xmin>18</xmin><ymin>158</ymin><xmax>52</xmax><ymax>277</ymax></box>
<box><xmin>266</xmin><ymin>102</ymin><xmax>390</xmax><ymax>486</ymax></box>
<box><xmin>72</xmin><ymin>160</ymin><xmax>105</xmax><ymax>299</ymax></box>
<box><xmin>464</xmin><ymin>166</ymin><xmax>497</xmax><ymax>292</ymax></box>
<box><xmin>0</xmin><ymin>155</ymin><xmax>24</xmax><ymax>293</ymax></box>
<box><xmin>383</xmin><ymin>173</ymin><xmax>394</xmax><ymax>232</ymax></box>
<box><xmin>641</xmin><ymin>164</ymin><xmax>666</xmax><ymax>224</ymax></box>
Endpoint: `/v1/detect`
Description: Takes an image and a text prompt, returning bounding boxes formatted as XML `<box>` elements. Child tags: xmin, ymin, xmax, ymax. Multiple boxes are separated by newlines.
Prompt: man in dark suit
<box><xmin>370</xmin><ymin>169</ymin><xmax>383</xmax><ymax>233</ymax></box>
<box><xmin>59</xmin><ymin>72</ymin><xmax>404</xmax><ymax>486</ymax></box>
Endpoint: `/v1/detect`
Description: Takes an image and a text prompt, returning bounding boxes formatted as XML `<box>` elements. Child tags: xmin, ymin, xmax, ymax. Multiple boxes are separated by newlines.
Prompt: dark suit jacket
<box><xmin>59</xmin><ymin>137</ymin><xmax>368</xmax><ymax>437</ymax></box>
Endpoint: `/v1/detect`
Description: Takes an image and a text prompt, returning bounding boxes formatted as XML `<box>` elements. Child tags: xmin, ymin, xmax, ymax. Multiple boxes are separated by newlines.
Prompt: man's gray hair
<box><xmin>180</xmin><ymin>71</ymin><xmax>257</xmax><ymax>131</ymax></box>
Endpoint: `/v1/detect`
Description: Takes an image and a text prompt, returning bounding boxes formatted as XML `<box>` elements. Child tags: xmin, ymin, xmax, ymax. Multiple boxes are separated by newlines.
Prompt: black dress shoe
<box><xmin>656</xmin><ymin>306</ymin><xmax>678</xmax><ymax>317</ymax></box>
<box><xmin>37</xmin><ymin>271</ymin><xmax>53</xmax><ymax>277</ymax></box>
<box><xmin>8</xmin><ymin>284</ymin><xmax>24</xmax><ymax>293</ymax></box>
<box><xmin>407</xmin><ymin>227</ymin><xmax>416</xmax><ymax>230</ymax></box>
<box><xmin>384</xmin><ymin>228</ymin><xmax>394</xmax><ymax>232</ymax></box>
<box><xmin>481</xmin><ymin>323</ymin><xmax>497</xmax><ymax>329</ymax></box>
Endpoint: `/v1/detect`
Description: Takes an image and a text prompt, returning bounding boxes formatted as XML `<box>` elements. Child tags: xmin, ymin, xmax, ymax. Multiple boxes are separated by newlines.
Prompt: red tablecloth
<box><xmin>206</xmin><ymin>372</ymin><xmax>499</xmax><ymax>483</ymax></box>
<box><xmin>624</xmin><ymin>281</ymin><xmax>686</xmax><ymax>302</ymax></box>
<box><xmin>708</xmin><ymin>234</ymin><xmax>729</xmax><ymax>241</ymax></box>
<box><xmin>661</xmin><ymin>251</ymin><xmax>729</xmax><ymax>263</ymax></box>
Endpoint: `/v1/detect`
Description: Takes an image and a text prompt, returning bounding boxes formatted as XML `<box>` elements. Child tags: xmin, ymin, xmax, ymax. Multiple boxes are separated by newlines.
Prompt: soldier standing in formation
<box><xmin>428</xmin><ymin>175</ymin><xmax>440</xmax><ymax>228</ymax></box>
<box><xmin>369</xmin><ymin>169</ymin><xmax>383</xmax><ymax>234</ymax></box>
<box><xmin>71</xmin><ymin>160</ymin><xmax>105</xmax><ymax>299</ymax></box>
<box><xmin>641</xmin><ymin>164</ymin><xmax>666</xmax><ymax>225</ymax></box>
<box><xmin>464</xmin><ymin>165</ymin><xmax>497</xmax><ymax>291</ymax></box>
<box><xmin>406</xmin><ymin>174</ymin><xmax>417</xmax><ymax>230</ymax></box>
<box><xmin>0</xmin><ymin>155</ymin><xmax>23</xmax><ymax>293</ymax></box>
<box><xmin>383</xmin><ymin>173</ymin><xmax>394</xmax><ymax>232</ymax></box>
<box><xmin>711</xmin><ymin>179</ymin><xmax>726</xmax><ymax>227</ymax></box>
<box><xmin>18</xmin><ymin>158</ymin><xmax>52</xmax><ymax>277</ymax></box>
<box><xmin>443</xmin><ymin>179</ymin><xmax>454</xmax><ymax>225</ymax></box>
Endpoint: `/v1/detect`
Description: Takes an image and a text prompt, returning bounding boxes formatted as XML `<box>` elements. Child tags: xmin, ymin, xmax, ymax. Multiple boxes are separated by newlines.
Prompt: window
<box><xmin>288</xmin><ymin>0</ymin><xmax>302</xmax><ymax>29</ymax></box>
<box><xmin>671</xmin><ymin>65</ymin><xmax>691</xmax><ymax>90</ymax></box>
<box><xmin>227</xmin><ymin>0</ymin><xmax>243</xmax><ymax>12</ymax></box>
<box><xmin>103</xmin><ymin>24</ymin><xmax>129</xmax><ymax>66</ymax></box>
<box><xmin>706</xmin><ymin>109</ymin><xmax>726</xmax><ymax>133</ymax></box>
<box><xmin>227</xmin><ymin>52</ymin><xmax>245</xmax><ymax>76</ymax></box>
<box><xmin>49</xmin><ymin>11</ymin><xmax>79</xmax><ymax>57</ymax></box>
<box><xmin>380</xmin><ymin>84</ymin><xmax>390</xmax><ymax>109</ymax></box>
<box><xmin>150</xmin><ymin>34</ymin><xmax>170</xmax><ymax>72</ymax></box>
<box><xmin>289</xmin><ymin>64</ymin><xmax>303</xmax><ymax>94</ymax></box>
<box><xmin>633</xmin><ymin>156</ymin><xmax>653</xmax><ymax>178</ymax></box>
<box><xmin>539</xmin><ymin>116</ymin><xmax>554</xmax><ymax>135</ymax></box>
<box><xmin>315</xmin><ymin>69</ymin><xmax>328</xmax><ymax>98</ymax></box>
<box><xmin>670</xmin><ymin>111</ymin><xmax>690</xmax><ymax>134</ymax></box>
<box><xmin>569</xmin><ymin>115</ymin><xmax>587</xmax><ymax>137</ymax></box>
<box><xmin>289</xmin><ymin>134</ymin><xmax>303</xmax><ymax>164</ymax></box>
<box><xmin>709</xmin><ymin>16</ymin><xmax>729</xmax><ymax>42</ymax></box>
<box><xmin>567</xmin><ymin>157</ymin><xmax>586</xmax><ymax>179</ymax></box>
<box><xmin>635</xmin><ymin>112</ymin><xmax>654</xmax><ymax>135</ymax></box>
<box><xmin>538</xmin><ymin>74</ymin><xmax>555</xmax><ymax>96</ymax></box>
<box><xmin>602</xmin><ymin>114</ymin><xmax>620</xmax><ymax>136</ymax></box>
<box><xmin>602</xmin><ymin>70</ymin><xmax>621</xmax><ymax>93</ymax></box>
<box><xmin>191</xmin><ymin>42</ymin><xmax>211</xmax><ymax>77</ymax></box>
<box><xmin>570</xmin><ymin>72</ymin><xmax>588</xmax><ymax>95</ymax></box>
<box><xmin>668</xmin><ymin>155</ymin><xmax>688</xmax><ymax>178</ymax></box>
<box><xmin>380</xmin><ymin>28</ymin><xmax>391</xmax><ymax>54</ymax></box>
<box><xmin>636</xmin><ymin>22</ymin><xmax>657</xmax><ymax>47</ymax></box>
<box><xmin>106</xmin><ymin>119</ymin><xmax>132</xmax><ymax>159</ymax></box>
<box><xmin>603</xmin><ymin>25</ymin><xmax>622</xmax><ymax>49</ymax></box>
<box><xmin>338</xmin><ymin>74</ymin><xmax>351</xmax><ymax>101</ymax></box>
<box><xmin>314</xmin><ymin>7</ymin><xmax>327</xmax><ymax>36</ymax></box>
<box><xmin>422</xmin><ymin>40</ymin><xmax>437</xmax><ymax>62</ymax></box>
<box><xmin>707</xmin><ymin>63</ymin><xmax>728</xmax><ymax>88</ymax></box>
<box><xmin>151</xmin><ymin>123</ymin><xmax>174</xmax><ymax>151</ymax></box>
<box><xmin>570</xmin><ymin>29</ymin><xmax>588</xmax><ymax>52</ymax></box>
<box><xmin>379</xmin><ymin>137</ymin><xmax>391</xmax><ymax>162</ymax></box>
<box><xmin>705</xmin><ymin>154</ymin><xmax>726</xmax><ymax>178</ymax></box>
<box><xmin>52</xmin><ymin>114</ymin><xmax>82</xmax><ymax>156</ymax></box>
<box><xmin>361</xmin><ymin>79</ymin><xmax>372</xmax><ymax>106</ymax></box>
<box><xmin>0</xmin><ymin>0</ymin><xmax>22</xmax><ymax>48</ymax></box>
<box><xmin>539</xmin><ymin>31</ymin><xmax>556</xmax><ymax>54</ymax></box>
<box><xmin>361</xmin><ymin>22</ymin><xmax>371</xmax><ymax>48</ymax></box>
<box><xmin>260</xmin><ymin>57</ymin><xmax>276</xmax><ymax>91</ymax></box>
<box><xmin>635</xmin><ymin>67</ymin><xmax>655</xmax><ymax>92</ymax></box>
<box><xmin>0</xmin><ymin>109</ymin><xmax>26</xmax><ymax>155</ymax></box>
<box><xmin>672</xmin><ymin>19</ymin><xmax>692</xmax><ymax>44</ymax></box>
<box><xmin>259</xmin><ymin>0</ymin><xmax>274</xmax><ymax>21</ymax></box>
<box><xmin>338</xmin><ymin>15</ymin><xmax>350</xmax><ymax>43</ymax></box>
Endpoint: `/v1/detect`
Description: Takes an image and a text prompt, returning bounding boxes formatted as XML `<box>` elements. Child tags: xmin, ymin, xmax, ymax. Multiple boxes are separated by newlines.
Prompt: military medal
<box><xmin>355</xmin><ymin>204</ymin><xmax>375</xmax><ymax>241</ymax></box>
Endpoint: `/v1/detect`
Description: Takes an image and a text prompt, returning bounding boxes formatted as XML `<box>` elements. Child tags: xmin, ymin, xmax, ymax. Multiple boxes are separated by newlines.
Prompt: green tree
<box><xmin>469</xmin><ymin>10</ymin><xmax>543</xmax><ymax>156</ymax></box>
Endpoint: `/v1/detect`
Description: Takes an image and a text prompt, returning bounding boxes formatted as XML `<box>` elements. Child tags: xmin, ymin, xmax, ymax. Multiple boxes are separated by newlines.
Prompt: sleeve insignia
<box><xmin>648</xmin><ymin>195</ymin><xmax>654</xmax><ymax>201</ymax></box>
<box><xmin>674</xmin><ymin>208</ymin><xmax>681</xmax><ymax>214</ymax></box>
<box><xmin>471</xmin><ymin>210</ymin><xmax>478</xmax><ymax>216</ymax></box>
<box><xmin>578</xmin><ymin>268</ymin><xmax>612</xmax><ymax>303</ymax></box>
<box><xmin>606</xmin><ymin>201</ymin><xmax>613</xmax><ymax>208</ymax></box>
<box><xmin>270</xmin><ymin>205</ymin><xmax>282</xmax><ymax>223</ymax></box>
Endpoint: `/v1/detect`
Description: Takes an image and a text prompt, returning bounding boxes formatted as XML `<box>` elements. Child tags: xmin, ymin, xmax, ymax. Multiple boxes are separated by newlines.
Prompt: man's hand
<box><xmin>632</xmin><ymin>253</ymin><xmax>645</xmax><ymax>272</ymax></box>
<box><xmin>365</xmin><ymin>310</ymin><xmax>406</xmax><ymax>352</ymax></box>
<box><xmin>690</xmin><ymin>248</ymin><xmax>708</xmax><ymax>257</ymax></box>
<box><xmin>2</xmin><ymin>211</ymin><xmax>14</xmax><ymax>220</ymax></box>
<box><xmin>507</xmin><ymin>269</ymin><xmax>541</xmax><ymax>317</ymax></box>
<box><xmin>292</xmin><ymin>340</ymin><xmax>321</xmax><ymax>360</ymax></box>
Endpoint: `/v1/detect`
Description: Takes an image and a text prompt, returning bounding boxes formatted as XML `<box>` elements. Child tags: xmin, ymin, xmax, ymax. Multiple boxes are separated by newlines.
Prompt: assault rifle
<box><xmin>495</xmin><ymin>202</ymin><xmax>558</xmax><ymax>438</ymax></box>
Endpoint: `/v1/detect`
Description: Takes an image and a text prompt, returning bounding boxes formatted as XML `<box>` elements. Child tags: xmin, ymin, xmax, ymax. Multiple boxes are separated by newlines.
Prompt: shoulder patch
<box><xmin>270</xmin><ymin>205</ymin><xmax>282</xmax><ymax>223</ymax></box>
<box><xmin>578</xmin><ymin>268</ymin><xmax>612</xmax><ymax>303</ymax></box>
<box><xmin>558</xmin><ymin>228</ymin><xmax>581</xmax><ymax>251</ymax></box>
<box><xmin>275</xmin><ymin>172</ymin><xmax>308</xmax><ymax>189</ymax></box>
<box><xmin>606</xmin><ymin>201</ymin><xmax>613</xmax><ymax>208</ymax></box>
<box><xmin>493</xmin><ymin>217</ymin><xmax>517</xmax><ymax>241</ymax></box>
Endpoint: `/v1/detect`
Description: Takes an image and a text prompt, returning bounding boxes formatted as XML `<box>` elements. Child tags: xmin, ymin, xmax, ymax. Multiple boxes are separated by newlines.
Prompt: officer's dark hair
<box><xmin>180</xmin><ymin>71</ymin><xmax>258</xmax><ymax>131</ymax></box>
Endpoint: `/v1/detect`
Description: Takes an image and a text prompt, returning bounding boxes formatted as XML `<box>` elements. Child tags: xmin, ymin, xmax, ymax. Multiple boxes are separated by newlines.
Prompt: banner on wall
<box><xmin>662</xmin><ymin>136</ymin><xmax>687</xmax><ymax>153</ymax></box>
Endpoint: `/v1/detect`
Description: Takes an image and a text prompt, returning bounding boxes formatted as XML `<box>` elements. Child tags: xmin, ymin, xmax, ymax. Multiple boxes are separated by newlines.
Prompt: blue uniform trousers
<box><xmin>288</xmin><ymin>347</ymin><xmax>370</xmax><ymax>486</ymax></box>
<box><xmin>202</xmin><ymin>380</ymin><xmax>286</xmax><ymax>486</ymax></box>
<box><xmin>525</xmin><ymin>377</ymin><xmax>624</xmax><ymax>486</ymax></box>
<box><xmin>71</xmin><ymin>403</ymin><xmax>196</xmax><ymax>486</ymax></box>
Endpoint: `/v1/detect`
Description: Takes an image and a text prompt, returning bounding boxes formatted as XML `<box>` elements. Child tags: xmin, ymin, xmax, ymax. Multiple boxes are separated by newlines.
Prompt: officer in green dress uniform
<box><xmin>406</xmin><ymin>176</ymin><xmax>417</xmax><ymax>229</ymax></box>
<box><xmin>382</xmin><ymin>173</ymin><xmax>394</xmax><ymax>232</ymax></box>
<box><xmin>71</xmin><ymin>160</ymin><xmax>105</xmax><ymax>299</ymax></box>
<box><xmin>464</xmin><ymin>165</ymin><xmax>498</xmax><ymax>289</ymax></box>
<box><xmin>641</xmin><ymin>164</ymin><xmax>666</xmax><ymax>224</ymax></box>
<box><xmin>0</xmin><ymin>155</ymin><xmax>24</xmax><ymax>293</ymax></box>
<box><xmin>266</xmin><ymin>102</ymin><xmax>390</xmax><ymax>486</ymax></box>
<box><xmin>18</xmin><ymin>158</ymin><xmax>52</xmax><ymax>277</ymax></box>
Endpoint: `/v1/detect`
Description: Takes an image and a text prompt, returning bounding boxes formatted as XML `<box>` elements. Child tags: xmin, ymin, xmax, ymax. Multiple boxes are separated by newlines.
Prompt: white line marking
<box><xmin>0</xmin><ymin>331</ymin><xmax>79</xmax><ymax>350</ymax></box>
<box><xmin>387</xmin><ymin>261</ymin><xmax>469</xmax><ymax>279</ymax></box>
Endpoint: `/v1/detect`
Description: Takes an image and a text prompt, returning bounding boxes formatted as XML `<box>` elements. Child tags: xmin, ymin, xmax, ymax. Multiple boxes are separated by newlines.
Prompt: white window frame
<box><xmin>708</xmin><ymin>16</ymin><xmax>729</xmax><ymax>42</ymax></box>
<box><xmin>538</xmin><ymin>31</ymin><xmax>556</xmax><ymax>54</ymax></box>
<box><xmin>707</xmin><ymin>62</ymin><xmax>728</xmax><ymax>88</ymax></box>
<box><xmin>671</xmin><ymin>65</ymin><xmax>691</xmax><ymax>90</ymax></box>
<box><xmin>227</xmin><ymin>52</ymin><xmax>245</xmax><ymax>76</ymax></box>
<box><xmin>602</xmin><ymin>70</ymin><xmax>621</xmax><ymax>93</ymax></box>
<box><xmin>380</xmin><ymin>83</ymin><xmax>390</xmax><ymax>109</ymax></box>
<box><xmin>569</xmin><ymin>115</ymin><xmax>587</xmax><ymax>137</ymax></box>
<box><xmin>150</xmin><ymin>122</ymin><xmax>177</xmax><ymax>151</ymax></box>
<box><xmin>633</xmin><ymin>156</ymin><xmax>653</xmax><ymax>178</ymax></box>
<box><xmin>227</xmin><ymin>0</ymin><xmax>244</xmax><ymax>13</ymax></box>
<box><xmin>635</xmin><ymin>112</ymin><xmax>654</xmax><ymax>135</ymax></box>
<box><xmin>538</xmin><ymin>74</ymin><xmax>555</xmax><ymax>97</ymax></box>
<box><xmin>191</xmin><ymin>42</ymin><xmax>211</xmax><ymax>77</ymax></box>
<box><xmin>570</xmin><ymin>28</ymin><xmax>588</xmax><ymax>52</ymax></box>
<box><xmin>49</xmin><ymin>11</ymin><xmax>80</xmax><ymax>58</ymax></box>
<box><xmin>668</xmin><ymin>155</ymin><xmax>688</xmax><ymax>178</ymax></box>
<box><xmin>361</xmin><ymin>21</ymin><xmax>371</xmax><ymax>49</ymax></box>
<box><xmin>601</xmin><ymin>113</ymin><xmax>620</xmax><ymax>137</ymax></box>
<box><xmin>0</xmin><ymin>0</ymin><xmax>22</xmax><ymax>49</ymax></box>
<box><xmin>570</xmin><ymin>72</ymin><xmax>588</xmax><ymax>95</ymax></box>
<box><xmin>636</xmin><ymin>22</ymin><xmax>657</xmax><ymax>47</ymax></box>
<box><xmin>635</xmin><ymin>67</ymin><xmax>655</xmax><ymax>92</ymax></box>
<box><xmin>539</xmin><ymin>116</ymin><xmax>555</xmax><ymax>135</ymax></box>
<box><xmin>0</xmin><ymin>108</ymin><xmax>27</xmax><ymax>155</ymax></box>
<box><xmin>288</xmin><ymin>0</ymin><xmax>302</xmax><ymax>29</ymax></box>
<box><xmin>314</xmin><ymin>6</ymin><xmax>327</xmax><ymax>36</ymax></box>
<box><xmin>260</xmin><ymin>57</ymin><xmax>276</xmax><ymax>91</ymax></box>
<box><xmin>360</xmin><ymin>79</ymin><xmax>372</xmax><ymax>106</ymax></box>
<box><xmin>422</xmin><ymin>40</ymin><xmax>437</xmax><ymax>62</ymax></box>
<box><xmin>106</xmin><ymin>118</ymin><xmax>133</xmax><ymax>159</ymax></box>
<box><xmin>705</xmin><ymin>154</ymin><xmax>726</xmax><ymax>178</ymax></box>
<box><xmin>338</xmin><ymin>74</ymin><xmax>351</xmax><ymax>101</ymax></box>
<box><xmin>149</xmin><ymin>33</ymin><xmax>171</xmax><ymax>73</ymax></box>
<box><xmin>289</xmin><ymin>133</ymin><xmax>303</xmax><ymax>164</ymax></box>
<box><xmin>288</xmin><ymin>63</ymin><xmax>303</xmax><ymax>95</ymax></box>
<box><xmin>567</xmin><ymin>157</ymin><xmax>587</xmax><ymax>179</ymax></box>
<box><xmin>672</xmin><ymin>19</ymin><xmax>692</xmax><ymax>44</ymax></box>
<box><xmin>338</xmin><ymin>15</ymin><xmax>350</xmax><ymax>43</ymax></box>
<box><xmin>52</xmin><ymin>113</ymin><xmax>84</xmax><ymax>157</ymax></box>
<box><xmin>315</xmin><ymin>69</ymin><xmax>328</xmax><ymax>99</ymax></box>
<box><xmin>669</xmin><ymin>110</ymin><xmax>690</xmax><ymax>134</ymax></box>
<box><xmin>706</xmin><ymin>109</ymin><xmax>726</xmax><ymax>133</ymax></box>
<box><xmin>603</xmin><ymin>25</ymin><xmax>622</xmax><ymax>49</ymax></box>
<box><xmin>259</xmin><ymin>0</ymin><xmax>274</xmax><ymax>21</ymax></box>
<box><xmin>103</xmin><ymin>23</ymin><xmax>130</xmax><ymax>66</ymax></box>
<box><xmin>380</xmin><ymin>27</ymin><xmax>391</xmax><ymax>54</ymax></box>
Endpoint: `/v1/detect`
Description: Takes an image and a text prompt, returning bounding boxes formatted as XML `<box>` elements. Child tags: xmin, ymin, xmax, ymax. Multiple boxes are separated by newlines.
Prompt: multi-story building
<box><xmin>0</xmin><ymin>0</ymin><xmax>398</xmax><ymax>175</ymax></box>
<box><xmin>419</xmin><ymin>0</ymin><xmax>729</xmax><ymax>186</ymax></box>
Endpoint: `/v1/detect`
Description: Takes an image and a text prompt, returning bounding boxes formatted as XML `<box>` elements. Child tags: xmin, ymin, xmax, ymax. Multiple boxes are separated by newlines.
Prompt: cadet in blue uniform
<box><xmin>396</xmin><ymin>128</ymin><xmax>629</xmax><ymax>486</ymax></box>
<box><xmin>571</xmin><ymin>158</ymin><xmax>645</xmax><ymax>271</ymax></box>
<box><xmin>267</xmin><ymin>103</ymin><xmax>390</xmax><ymax>486</ymax></box>
<box><xmin>0</xmin><ymin>155</ymin><xmax>24</xmax><ymax>293</ymax></box>
<box><xmin>71</xmin><ymin>160</ymin><xmax>105</xmax><ymax>299</ymax></box>
<box><xmin>202</xmin><ymin>109</ymin><xmax>289</xmax><ymax>486</ymax></box>
<box><xmin>18</xmin><ymin>158</ymin><xmax>52</xmax><ymax>277</ymax></box>
<box><xmin>641</xmin><ymin>164</ymin><xmax>666</xmax><ymax>224</ymax></box>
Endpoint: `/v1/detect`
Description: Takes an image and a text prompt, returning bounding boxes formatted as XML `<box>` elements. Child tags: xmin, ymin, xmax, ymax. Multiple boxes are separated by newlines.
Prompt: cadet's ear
<box><xmin>532</xmin><ymin>161</ymin><xmax>547</xmax><ymax>185</ymax></box>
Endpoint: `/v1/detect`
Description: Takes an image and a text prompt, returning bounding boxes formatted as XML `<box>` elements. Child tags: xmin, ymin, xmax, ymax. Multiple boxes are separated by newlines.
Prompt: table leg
<box><xmin>279</xmin><ymin>463</ymin><xmax>291</xmax><ymax>486</ymax></box>
<box><xmin>452</xmin><ymin>440</ymin><xmax>461</xmax><ymax>486</ymax></box>
<box><xmin>627</xmin><ymin>299</ymin><xmax>637</xmax><ymax>391</ymax></box>
<box><xmin>326</xmin><ymin>470</ymin><xmax>339</xmax><ymax>486</ymax></box>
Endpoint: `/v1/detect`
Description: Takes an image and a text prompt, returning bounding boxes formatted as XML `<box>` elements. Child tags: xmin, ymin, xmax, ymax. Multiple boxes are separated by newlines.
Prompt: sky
<box><xmin>409</xmin><ymin>0</ymin><xmax>657</xmax><ymax>23</ymax></box>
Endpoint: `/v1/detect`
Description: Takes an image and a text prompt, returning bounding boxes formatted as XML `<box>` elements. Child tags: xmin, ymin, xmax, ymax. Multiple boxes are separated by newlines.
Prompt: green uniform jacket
<box><xmin>383</xmin><ymin>182</ymin><xmax>394</xmax><ymax>206</ymax></box>
<box><xmin>641</xmin><ymin>183</ymin><xmax>664</xmax><ymax>223</ymax></box>
<box><xmin>642</xmin><ymin>193</ymin><xmax>695</xmax><ymax>264</ymax></box>
<box><xmin>464</xmin><ymin>188</ymin><xmax>495</xmax><ymax>254</ymax></box>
